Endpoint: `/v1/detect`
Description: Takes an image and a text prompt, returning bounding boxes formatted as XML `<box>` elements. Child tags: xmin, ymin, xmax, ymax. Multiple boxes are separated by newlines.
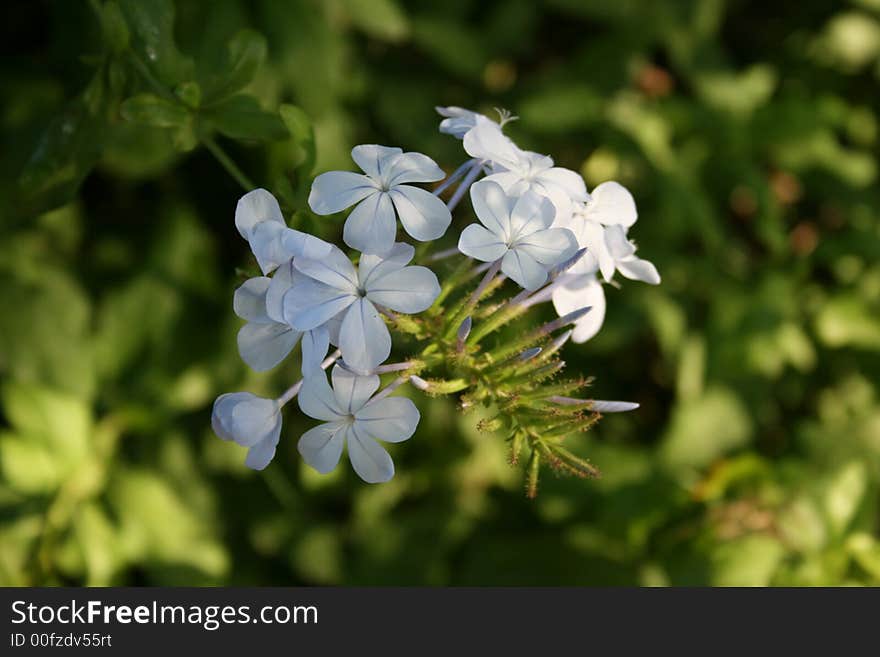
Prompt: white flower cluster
<box><xmin>212</xmin><ymin>105</ymin><xmax>660</xmax><ymax>484</ymax></box>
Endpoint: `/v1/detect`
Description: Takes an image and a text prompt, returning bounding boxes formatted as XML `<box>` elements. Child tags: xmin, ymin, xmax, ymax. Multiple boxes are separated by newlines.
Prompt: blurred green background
<box><xmin>2</xmin><ymin>0</ymin><xmax>880</xmax><ymax>586</ymax></box>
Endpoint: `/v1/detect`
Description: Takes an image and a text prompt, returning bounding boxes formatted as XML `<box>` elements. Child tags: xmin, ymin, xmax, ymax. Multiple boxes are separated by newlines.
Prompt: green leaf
<box><xmin>338</xmin><ymin>0</ymin><xmax>409</xmax><ymax>42</ymax></box>
<box><xmin>202</xmin><ymin>95</ymin><xmax>289</xmax><ymax>142</ymax></box>
<box><xmin>710</xmin><ymin>535</ymin><xmax>786</xmax><ymax>586</ymax></box>
<box><xmin>117</xmin><ymin>0</ymin><xmax>193</xmax><ymax>85</ymax></box>
<box><xmin>100</xmin><ymin>1</ymin><xmax>130</xmax><ymax>53</ymax></box>
<box><xmin>0</xmin><ymin>432</ymin><xmax>62</xmax><ymax>494</ymax></box>
<box><xmin>201</xmin><ymin>30</ymin><xmax>267</xmax><ymax>105</ymax></box>
<box><xmin>120</xmin><ymin>93</ymin><xmax>190</xmax><ymax>128</ymax></box>
<box><xmin>1</xmin><ymin>383</ymin><xmax>91</xmax><ymax>462</ymax></box>
<box><xmin>279</xmin><ymin>104</ymin><xmax>316</xmax><ymax>174</ymax></box>
<box><xmin>823</xmin><ymin>461</ymin><xmax>867</xmax><ymax>536</ymax></box>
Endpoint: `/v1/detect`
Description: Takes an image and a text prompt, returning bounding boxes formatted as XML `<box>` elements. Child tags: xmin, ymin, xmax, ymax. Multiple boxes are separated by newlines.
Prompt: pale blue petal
<box><xmin>502</xmin><ymin>248</ymin><xmax>549</xmax><ymax>291</ymax></box>
<box><xmin>617</xmin><ymin>257</ymin><xmax>661</xmax><ymax>285</ymax></box>
<box><xmin>301</xmin><ymin>326</ymin><xmax>331</xmax><ymax>376</ymax></box>
<box><xmin>388</xmin><ymin>185</ymin><xmax>452</xmax><ymax>242</ymax></box>
<box><xmin>212</xmin><ymin>392</ymin><xmax>252</xmax><ymax>442</ymax></box>
<box><xmin>308</xmin><ymin>171</ymin><xmax>378</xmax><ymax>215</ymax></box>
<box><xmin>235</xmin><ymin>188</ymin><xmax>284</xmax><ymax>240</ymax></box>
<box><xmin>298</xmin><ymin>422</ymin><xmax>347</xmax><ymax>474</ymax></box>
<box><xmin>245</xmin><ymin>432</ymin><xmax>280</xmax><ymax>470</ymax></box>
<box><xmin>237</xmin><ymin>322</ymin><xmax>301</xmax><ymax>372</ymax></box>
<box><xmin>366</xmin><ymin>265</ymin><xmax>440</xmax><ymax>314</ymax></box>
<box><xmin>351</xmin><ymin>144</ymin><xmax>403</xmax><ymax>179</ymax></box>
<box><xmin>280</xmin><ymin>228</ymin><xmax>334</xmax><ymax>261</ymax></box>
<box><xmin>551</xmin><ymin>275</ymin><xmax>606</xmax><ymax>343</ymax></box>
<box><xmin>298</xmin><ymin>371</ymin><xmax>346</xmax><ymax>421</ymax></box>
<box><xmin>339</xmin><ymin>299</ymin><xmax>391</xmax><ymax>372</ymax></box>
<box><xmin>250</xmin><ymin>220</ymin><xmax>289</xmax><ymax>274</ymax></box>
<box><xmin>458</xmin><ymin>224</ymin><xmax>507</xmax><ymax>262</ymax></box>
<box><xmin>585</xmin><ymin>181</ymin><xmax>637</xmax><ymax>227</ymax></box>
<box><xmin>233</xmin><ymin>277</ymin><xmax>272</xmax><ymax>323</ymax></box>
<box><xmin>230</xmin><ymin>396</ymin><xmax>281</xmax><ymax>448</ymax></box>
<box><xmin>293</xmin><ymin>245</ymin><xmax>358</xmax><ymax>290</ymax></box>
<box><xmin>384</xmin><ymin>152</ymin><xmax>445</xmax><ymax>186</ymax></box>
<box><xmin>343</xmin><ymin>191</ymin><xmax>397</xmax><ymax>255</ymax></box>
<box><xmin>266</xmin><ymin>259</ymin><xmax>297</xmax><ymax>322</ymax></box>
<box><xmin>331</xmin><ymin>365</ymin><xmax>380</xmax><ymax>413</ymax></box>
<box><xmin>514</xmin><ymin>227</ymin><xmax>578</xmax><ymax>267</ymax></box>
<box><xmin>355</xmin><ymin>397</ymin><xmax>419</xmax><ymax>443</ymax></box>
<box><xmin>282</xmin><ymin>280</ymin><xmax>356</xmax><ymax>331</ymax></box>
<box><xmin>462</xmin><ymin>117</ymin><xmax>521</xmax><ymax>169</ymax></box>
<box><xmin>604</xmin><ymin>224</ymin><xmax>636</xmax><ymax>260</ymax></box>
<box><xmin>469</xmin><ymin>179</ymin><xmax>513</xmax><ymax>236</ymax></box>
<box><xmin>347</xmin><ymin>424</ymin><xmax>395</xmax><ymax>483</ymax></box>
<box><xmin>358</xmin><ymin>242</ymin><xmax>414</xmax><ymax>289</ymax></box>
<box><xmin>537</xmin><ymin>166</ymin><xmax>589</xmax><ymax>203</ymax></box>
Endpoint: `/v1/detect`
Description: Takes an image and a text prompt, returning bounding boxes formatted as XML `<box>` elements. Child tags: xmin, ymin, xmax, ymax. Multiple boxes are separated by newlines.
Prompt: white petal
<box><xmin>235</xmin><ymin>188</ymin><xmax>284</xmax><ymax>241</ymax></box>
<box><xmin>552</xmin><ymin>276</ymin><xmax>606</xmax><ymax>343</ymax></box>
<box><xmin>617</xmin><ymin>257</ymin><xmax>661</xmax><ymax>285</ymax></box>
<box><xmin>266</xmin><ymin>259</ymin><xmax>297</xmax><ymax>322</ymax></box>
<box><xmin>458</xmin><ymin>224</ymin><xmax>508</xmax><ymax>262</ymax></box>
<box><xmin>367</xmin><ymin>265</ymin><xmax>440</xmax><ymax>314</ymax></box>
<box><xmin>588</xmin><ymin>400</ymin><xmax>640</xmax><ymax>413</ymax></box>
<box><xmin>234</xmin><ymin>277</ymin><xmax>272</xmax><ymax>323</ymax></box>
<box><xmin>308</xmin><ymin>171</ymin><xmax>378</xmax><ymax>215</ymax></box>
<box><xmin>245</xmin><ymin>432</ymin><xmax>280</xmax><ymax>470</ymax></box>
<box><xmin>358</xmin><ymin>242</ymin><xmax>414</xmax><ymax>289</ymax></box>
<box><xmin>331</xmin><ymin>365</ymin><xmax>380</xmax><ymax>413</ymax></box>
<box><xmin>537</xmin><ymin>167</ymin><xmax>590</xmax><ymax>203</ymax></box>
<box><xmin>389</xmin><ymin>185</ymin><xmax>452</xmax><ymax>242</ymax></box>
<box><xmin>586</xmin><ymin>181</ymin><xmax>637</xmax><ymax>228</ymax></box>
<box><xmin>514</xmin><ymin>228</ymin><xmax>578</xmax><ymax>266</ymax></box>
<box><xmin>292</xmin><ymin>245</ymin><xmax>358</xmax><ymax>290</ymax></box>
<box><xmin>298</xmin><ymin>370</ymin><xmax>346</xmax><ymax>421</ymax></box>
<box><xmin>483</xmin><ymin>170</ymin><xmax>530</xmax><ymax>196</ymax></box>
<box><xmin>581</xmin><ymin>221</ymin><xmax>615</xmax><ymax>282</ymax></box>
<box><xmin>436</xmin><ymin>106</ymin><xmax>483</xmax><ymax>138</ymax></box>
<box><xmin>470</xmin><ymin>179</ymin><xmax>513</xmax><ymax>236</ymax></box>
<box><xmin>463</xmin><ymin>116</ymin><xmax>521</xmax><ymax>169</ymax></box>
<box><xmin>282</xmin><ymin>279</ymin><xmax>356</xmax><ymax>331</ymax></box>
<box><xmin>280</xmin><ymin>228</ymin><xmax>334</xmax><ymax>261</ymax></box>
<box><xmin>237</xmin><ymin>322</ymin><xmax>301</xmax><ymax>372</ymax></box>
<box><xmin>355</xmin><ymin>397</ymin><xmax>419</xmax><ymax>443</ymax></box>
<box><xmin>343</xmin><ymin>191</ymin><xmax>398</xmax><ymax>255</ymax></box>
<box><xmin>384</xmin><ymin>152</ymin><xmax>445</xmax><ymax>186</ymax></box>
<box><xmin>347</xmin><ymin>424</ymin><xmax>395</xmax><ymax>483</ymax></box>
<box><xmin>250</xmin><ymin>220</ymin><xmax>289</xmax><ymax>274</ymax></box>
<box><xmin>298</xmin><ymin>422</ymin><xmax>347</xmax><ymax>474</ymax></box>
<box><xmin>339</xmin><ymin>299</ymin><xmax>391</xmax><ymax>372</ymax></box>
<box><xmin>502</xmin><ymin>248</ymin><xmax>549</xmax><ymax>291</ymax></box>
<box><xmin>301</xmin><ymin>326</ymin><xmax>330</xmax><ymax>376</ymax></box>
<box><xmin>351</xmin><ymin>144</ymin><xmax>403</xmax><ymax>179</ymax></box>
<box><xmin>510</xmin><ymin>190</ymin><xmax>555</xmax><ymax>237</ymax></box>
<box><xmin>604</xmin><ymin>224</ymin><xmax>636</xmax><ymax>260</ymax></box>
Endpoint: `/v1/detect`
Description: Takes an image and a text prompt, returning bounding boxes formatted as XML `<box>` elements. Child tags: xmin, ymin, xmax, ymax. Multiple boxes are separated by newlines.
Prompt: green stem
<box><xmin>202</xmin><ymin>136</ymin><xmax>258</xmax><ymax>192</ymax></box>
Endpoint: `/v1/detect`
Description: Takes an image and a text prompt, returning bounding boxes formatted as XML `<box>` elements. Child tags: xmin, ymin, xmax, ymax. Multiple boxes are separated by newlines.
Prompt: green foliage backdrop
<box><xmin>1</xmin><ymin>0</ymin><xmax>879</xmax><ymax>586</ymax></box>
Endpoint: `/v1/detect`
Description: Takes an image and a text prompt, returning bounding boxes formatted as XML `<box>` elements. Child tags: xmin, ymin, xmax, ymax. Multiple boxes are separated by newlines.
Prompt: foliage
<box><xmin>1</xmin><ymin>0</ymin><xmax>879</xmax><ymax>586</ymax></box>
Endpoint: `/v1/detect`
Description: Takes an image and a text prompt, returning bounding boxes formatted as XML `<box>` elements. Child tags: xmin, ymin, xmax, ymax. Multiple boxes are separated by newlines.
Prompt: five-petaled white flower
<box><xmin>283</xmin><ymin>243</ymin><xmax>440</xmax><ymax>372</ymax></box>
<box><xmin>458</xmin><ymin>180</ymin><xmax>578</xmax><ymax>291</ymax></box>
<box><xmin>212</xmin><ymin>392</ymin><xmax>282</xmax><ymax>470</ymax></box>
<box><xmin>298</xmin><ymin>365</ymin><xmax>419</xmax><ymax>483</ymax></box>
<box><xmin>462</xmin><ymin>118</ymin><xmax>588</xmax><ymax>221</ymax></box>
<box><xmin>236</xmin><ymin>188</ymin><xmax>332</xmax><ymax>274</ymax></box>
<box><xmin>308</xmin><ymin>145</ymin><xmax>452</xmax><ymax>256</ymax></box>
<box><xmin>558</xmin><ymin>182</ymin><xmax>660</xmax><ymax>284</ymax></box>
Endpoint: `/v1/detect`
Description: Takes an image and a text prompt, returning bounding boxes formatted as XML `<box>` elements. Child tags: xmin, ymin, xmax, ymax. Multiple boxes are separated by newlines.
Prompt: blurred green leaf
<box><xmin>121</xmin><ymin>93</ymin><xmax>191</xmax><ymax>128</ymax></box>
<box><xmin>339</xmin><ymin>0</ymin><xmax>409</xmax><ymax>42</ymax></box>
<box><xmin>201</xmin><ymin>29</ymin><xmax>268</xmax><ymax>105</ymax></box>
<box><xmin>203</xmin><ymin>94</ymin><xmax>289</xmax><ymax>142</ymax></box>
<box><xmin>279</xmin><ymin>103</ymin><xmax>316</xmax><ymax>174</ymax></box>
<box><xmin>117</xmin><ymin>0</ymin><xmax>193</xmax><ymax>85</ymax></box>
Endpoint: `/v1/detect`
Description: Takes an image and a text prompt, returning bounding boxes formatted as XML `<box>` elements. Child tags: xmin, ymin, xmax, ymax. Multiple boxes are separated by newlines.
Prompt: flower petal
<box><xmin>358</xmin><ymin>242</ymin><xmax>415</xmax><ymax>289</ymax></box>
<box><xmin>245</xmin><ymin>432</ymin><xmax>280</xmax><ymax>470</ymax></box>
<box><xmin>366</xmin><ymin>265</ymin><xmax>440</xmax><ymax>314</ymax></box>
<box><xmin>502</xmin><ymin>248</ymin><xmax>549</xmax><ymax>291</ymax></box>
<box><xmin>293</xmin><ymin>245</ymin><xmax>358</xmax><ymax>290</ymax></box>
<box><xmin>470</xmin><ymin>179</ymin><xmax>513</xmax><ymax>236</ymax></box>
<box><xmin>282</xmin><ymin>279</ymin><xmax>356</xmax><ymax>331</ymax></box>
<box><xmin>463</xmin><ymin>116</ymin><xmax>521</xmax><ymax>169</ymax></box>
<box><xmin>617</xmin><ymin>257</ymin><xmax>661</xmax><ymax>285</ymax></box>
<box><xmin>604</xmin><ymin>224</ymin><xmax>636</xmax><ymax>260</ymax></box>
<box><xmin>212</xmin><ymin>392</ymin><xmax>252</xmax><ymax>442</ymax></box>
<box><xmin>308</xmin><ymin>171</ymin><xmax>378</xmax><ymax>215</ymax></box>
<box><xmin>347</xmin><ymin>424</ymin><xmax>395</xmax><ymax>483</ymax></box>
<box><xmin>514</xmin><ymin>227</ymin><xmax>578</xmax><ymax>267</ymax></box>
<box><xmin>351</xmin><ymin>144</ymin><xmax>403</xmax><ymax>179</ymax></box>
<box><xmin>510</xmin><ymin>190</ymin><xmax>555</xmax><ymax>237</ymax></box>
<box><xmin>331</xmin><ymin>365</ymin><xmax>380</xmax><ymax>413</ymax></box>
<box><xmin>298</xmin><ymin>370</ymin><xmax>346</xmax><ymax>421</ymax></box>
<box><xmin>298</xmin><ymin>422</ymin><xmax>347</xmax><ymax>474</ymax></box>
<box><xmin>537</xmin><ymin>167</ymin><xmax>590</xmax><ymax>203</ymax></box>
<box><xmin>234</xmin><ymin>277</ymin><xmax>272</xmax><ymax>323</ymax></box>
<box><xmin>552</xmin><ymin>275</ymin><xmax>606</xmax><ymax>343</ymax></box>
<box><xmin>458</xmin><ymin>224</ymin><xmax>508</xmax><ymax>262</ymax></box>
<box><xmin>388</xmin><ymin>185</ymin><xmax>452</xmax><ymax>242</ymax></box>
<box><xmin>266</xmin><ymin>259</ymin><xmax>297</xmax><ymax>322</ymax></box>
<box><xmin>579</xmin><ymin>221</ymin><xmax>615</xmax><ymax>281</ymax></box>
<box><xmin>339</xmin><ymin>298</ymin><xmax>391</xmax><ymax>372</ymax></box>
<box><xmin>230</xmin><ymin>396</ymin><xmax>281</xmax><ymax>448</ymax></box>
<box><xmin>585</xmin><ymin>181</ymin><xmax>637</xmax><ymax>227</ymax></box>
<box><xmin>235</xmin><ymin>188</ymin><xmax>284</xmax><ymax>240</ymax></box>
<box><xmin>384</xmin><ymin>152</ymin><xmax>445</xmax><ymax>186</ymax></box>
<box><xmin>301</xmin><ymin>326</ymin><xmax>330</xmax><ymax>376</ymax></box>
<box><xmin>355</xmin><ymin>397</ymin><xmax>419</xmax><ymax>443</ymax></box>
<box><xmin>343</xmin><ymin>191</ymin><xmax>398</xmax><ymax>255</ymax></box>
<box><xmin>250</xmin><ymin>220</ymin><xmax>289</xmax><ymax>274</ymax></box>
<box><xmin>280</xmin><ymin>228</ymin><xmax>334</xmax><ymax>261</ymax></box>
<box><xmin>237</xmin><ymin>322</ymin><xmax>301</xmax><ymax>372</ymax></box>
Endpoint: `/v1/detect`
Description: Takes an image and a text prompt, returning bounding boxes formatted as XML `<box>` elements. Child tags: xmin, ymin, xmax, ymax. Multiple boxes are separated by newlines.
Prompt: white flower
<box><xmin>462</xmin><ymin>118</ymin><xmax>588</xmax><ymax>221</ymax></box>
<box><xmin>282</xmin><ymin>243</ymin><xmax>440</xmax><ymax>372</ymax></box>
<box><xmin>212</xmin><ymin>392</ymin><xmax>282</xmax><ymax>470</ymax></box>
<box><xmin>458</xmin><ymin>180</ymin><xmax>578</xmax><ymax>291</ymax></box>
<box><xmin>235</xmin><ymin>264</ymin><xmax>333</xmax><ymax>375</ymax></box>
<box><xmin>308</xmin><ymin>145</ymin><xmax>452</xmax><ymax>255</ymax></box>
<box><xmin>551</xmin><ymin>273</ymin><xmax>607</xmax><ymax>343</ymax></box>
<box><xmin>436</xmin><ymin>105</ymin><xmax>495</xmax><ymax>138</ymax></box>
<box><xmin>235</xmin><ymin>188</ymin><xmax>332</xmax><ymax>274</ymax></box>
<box><xmin>297</xmin><ymin>365</ymin><xmax>419</xmax><ymax>483</ymax></box>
